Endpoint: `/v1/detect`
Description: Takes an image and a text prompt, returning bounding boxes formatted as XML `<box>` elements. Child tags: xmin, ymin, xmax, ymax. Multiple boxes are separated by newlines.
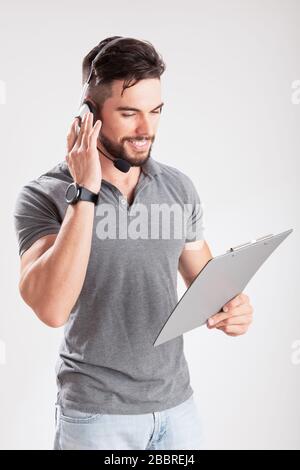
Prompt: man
<box><xmin>13</xmin><ymin>36</ymin><xmax>253</xmax><ymax>450</ymax></box>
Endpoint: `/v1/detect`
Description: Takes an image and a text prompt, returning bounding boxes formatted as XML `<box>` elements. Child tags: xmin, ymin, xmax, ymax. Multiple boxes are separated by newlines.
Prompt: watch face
<box><xmin>65</xmin><ymin>183</ymin><xmax>79</xmax><ymax>203</ymax></box>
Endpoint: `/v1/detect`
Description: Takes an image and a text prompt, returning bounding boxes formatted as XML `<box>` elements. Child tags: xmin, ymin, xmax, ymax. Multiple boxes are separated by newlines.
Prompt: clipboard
<box><xmin>153</xmin><ymin>228</ymin><xmax>293</xmax><ymax>347</ymax></box>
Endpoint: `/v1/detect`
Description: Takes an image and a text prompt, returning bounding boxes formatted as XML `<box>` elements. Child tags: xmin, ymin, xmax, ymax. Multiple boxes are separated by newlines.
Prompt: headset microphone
<box><xmin>113</xmin><ymin>159</ymin><xmax>132</xmax><ymax>173</ymax></box>
<box><xmin>96</xmin><ymin>146</ymin><xmax>131</xmax><ymax>173</ymax></box>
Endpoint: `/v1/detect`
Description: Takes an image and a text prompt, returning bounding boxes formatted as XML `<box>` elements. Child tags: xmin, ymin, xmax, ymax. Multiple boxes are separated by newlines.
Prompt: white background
<box><xmin>0</xmin><ymin>0</ymin><xmax>299</xmax><ymax>449</ymax></box>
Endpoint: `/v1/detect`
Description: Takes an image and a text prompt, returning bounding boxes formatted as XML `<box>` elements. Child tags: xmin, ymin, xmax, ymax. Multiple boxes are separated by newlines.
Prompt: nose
<box><xmin>135</xmin><ymin>114</ymin><xmax>153</xmax><ymax>137</ymax></box>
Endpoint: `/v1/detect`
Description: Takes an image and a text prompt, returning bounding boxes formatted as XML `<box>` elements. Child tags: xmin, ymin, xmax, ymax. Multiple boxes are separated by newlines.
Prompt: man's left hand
<box><xmin>206</xmin><ymin>292</ymin><xmax>253</xmax><ymax>336</ymax></box>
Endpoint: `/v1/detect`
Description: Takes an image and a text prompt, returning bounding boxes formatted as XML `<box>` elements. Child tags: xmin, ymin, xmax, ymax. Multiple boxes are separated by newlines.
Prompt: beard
<box><xmin>97</xmin><ymin>131</ymin><xmax>154</xmax><ymax>167</ymax></box>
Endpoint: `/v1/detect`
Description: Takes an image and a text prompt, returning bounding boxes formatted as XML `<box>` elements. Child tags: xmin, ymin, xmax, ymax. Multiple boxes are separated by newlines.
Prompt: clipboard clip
<box><xmin>227</xmin><ymin>233</ymin><xmax>274</xmax><ymax>253</ymax></box>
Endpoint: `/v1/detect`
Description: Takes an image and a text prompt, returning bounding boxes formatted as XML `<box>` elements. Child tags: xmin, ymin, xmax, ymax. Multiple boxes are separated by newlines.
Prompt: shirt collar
<box><xmin>61</xmin><ymin>155</ymin><xmax>162</xmax><ymax>179</ymax></box>
<box><xmin>141</xmin><ymin>156</ymin><xmax>162</xmax><ymax>177</ymax></box>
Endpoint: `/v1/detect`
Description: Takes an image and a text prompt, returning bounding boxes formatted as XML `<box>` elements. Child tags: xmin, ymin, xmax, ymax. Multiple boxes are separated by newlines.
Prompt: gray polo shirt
<box><xmin>13</xmin><ymin>156</ymin><xmax>205</xmax><ymax>414</ymax></box>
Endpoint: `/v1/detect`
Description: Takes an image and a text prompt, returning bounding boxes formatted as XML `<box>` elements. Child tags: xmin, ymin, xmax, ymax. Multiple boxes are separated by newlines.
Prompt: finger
<box><xmin>89</xmin><ymin>120</ymin><xmax>102</xmax><ymax>147</ymax></box>
<box><xmin>216</xmin><ymin>324</ymin><xmax>247</xmax><ymax>336</ymax></box>
<box><xmin>214</xmin><ymin>313</ymin><xmax>253</xmax><ymax>328</ymax></box>
<box><xmin>207</xmin><ymin>304</ymin><xmax>252</xmax><ymax>327</ymax></box>
<box><xmin>76</xmin><ymin>112</ymin><xmax>89</xmax><ymax>148</ymax></box>
<box><xmin>81</xmin><ymin>112</ymin><xmax>93</xmax><ymax>148</ymax></box>
<box><xmin>240</xmin><ymin>292</ymin><xmax>250</xmax><ymax>304</ymax></box>
<box><xmin>223</xmin><ymin>293</ymin><xmax>246</xmax><ymax>312</ymax></box>
<box><xmin>66</xmin><ymin>118</ymin><xmax>79</xmax><ymax>152</ymax></box>
<box><xmin>228</xmin><ymin>292</ymin><xmax>249</xmax><ymax>310</ymax></box>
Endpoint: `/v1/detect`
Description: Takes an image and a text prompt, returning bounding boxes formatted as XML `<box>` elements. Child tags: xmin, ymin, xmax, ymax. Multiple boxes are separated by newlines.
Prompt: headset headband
<box><xmin>86</xmin><ymin>37</ymin><xmax>140</xmax><ymax>85</ymax></box>
<box><xmin>79</xmin><ymin>37</ymin><xmax>147</xmax><ymax>108</ymax></box>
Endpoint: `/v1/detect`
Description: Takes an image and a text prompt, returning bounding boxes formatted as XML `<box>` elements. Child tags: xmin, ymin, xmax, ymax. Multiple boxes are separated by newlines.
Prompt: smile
<box><xmin>127</xmin><ymin>139</ymin><xmax>150</xmax><ymax>150</ymax></box>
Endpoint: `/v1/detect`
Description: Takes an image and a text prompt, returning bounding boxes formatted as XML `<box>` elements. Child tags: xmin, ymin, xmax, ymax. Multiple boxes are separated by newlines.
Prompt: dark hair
<box><xmin>82</xmin><ymin>36</ymin><xmax>166</xmax><ymax>112</ymax></box>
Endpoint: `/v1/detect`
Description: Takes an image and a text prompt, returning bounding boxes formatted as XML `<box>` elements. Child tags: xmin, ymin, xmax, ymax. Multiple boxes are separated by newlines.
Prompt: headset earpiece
<box><xmin>76</xmin><ymin>101</ymin><xmax>97</xmax><ymax>127</ymax></box>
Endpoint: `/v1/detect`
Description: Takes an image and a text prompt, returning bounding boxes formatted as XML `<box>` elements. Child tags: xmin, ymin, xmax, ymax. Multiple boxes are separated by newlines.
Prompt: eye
<box><xmin>121</xmin><ymin>111</ymin><xmax>161</xmax><ymax>118</ymax></box>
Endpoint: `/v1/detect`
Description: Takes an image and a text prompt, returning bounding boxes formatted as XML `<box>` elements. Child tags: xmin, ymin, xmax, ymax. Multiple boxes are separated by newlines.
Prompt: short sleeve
<box><xmin>13</xmin><ymin>181</ymin><xmax>61</xmax><ymax>257</ymax></box>
<box><xmin>183</xmin><ymin>177</ymin><xmax>205</xmax><ymax>243</ymax></box>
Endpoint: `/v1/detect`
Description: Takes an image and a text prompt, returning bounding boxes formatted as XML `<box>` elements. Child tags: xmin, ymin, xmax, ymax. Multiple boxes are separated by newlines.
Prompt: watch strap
<box><xmin>79</xmin><ymin>186</ymin><xmax>99</xmax><ymax>204</ymax></box>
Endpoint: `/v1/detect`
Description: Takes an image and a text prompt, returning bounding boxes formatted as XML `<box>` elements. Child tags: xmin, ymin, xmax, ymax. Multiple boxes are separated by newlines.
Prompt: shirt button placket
<box><xmin>120</xmin><ymin>198</ymin><xmax>127</xmax><ymax>210</ymax></box>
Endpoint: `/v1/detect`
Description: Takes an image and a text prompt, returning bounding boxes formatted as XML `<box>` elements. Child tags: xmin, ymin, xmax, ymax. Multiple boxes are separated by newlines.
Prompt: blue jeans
<box><xmin>53</xmin><ymin>394</ymin><xmax>204</xmax><ymax>450</ymax></box>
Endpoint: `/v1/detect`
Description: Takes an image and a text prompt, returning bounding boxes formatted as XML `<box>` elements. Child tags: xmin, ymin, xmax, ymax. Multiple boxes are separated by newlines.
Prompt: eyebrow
<box><xmin>116</xmin><ymin>102</ymin><xmax>164</xmax><ymax>112</ymax></box>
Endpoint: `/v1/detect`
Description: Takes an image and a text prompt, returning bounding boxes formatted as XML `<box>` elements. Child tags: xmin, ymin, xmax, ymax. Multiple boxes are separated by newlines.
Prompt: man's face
<box><xmin>94</xmin><ymin>78</ymin><xmax>163</xmax><ymax>167</ymax></box>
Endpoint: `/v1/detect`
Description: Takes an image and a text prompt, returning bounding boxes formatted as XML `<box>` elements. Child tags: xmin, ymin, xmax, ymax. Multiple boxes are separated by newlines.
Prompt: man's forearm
<box><xmin>20</xmin><ymin>200</ymin><xmax>96</xmax><ymax>327</ymax></box>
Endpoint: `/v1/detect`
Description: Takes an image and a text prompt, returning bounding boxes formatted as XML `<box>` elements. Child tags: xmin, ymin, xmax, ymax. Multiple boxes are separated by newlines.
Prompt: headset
<box><xmin>75</xmin><ymin>37</ymin><xmax>145</xmax><ymax>173</ymax></box>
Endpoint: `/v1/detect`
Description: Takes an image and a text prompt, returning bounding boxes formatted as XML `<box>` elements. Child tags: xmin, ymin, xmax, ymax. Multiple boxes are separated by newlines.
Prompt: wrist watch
<box><xmin>65</xmin><ymin>182</ymin><xmax>99</xmax><ymax>205</ymax></box>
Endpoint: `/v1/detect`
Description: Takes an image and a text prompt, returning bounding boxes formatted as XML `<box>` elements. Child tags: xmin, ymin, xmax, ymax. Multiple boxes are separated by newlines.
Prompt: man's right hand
<box><xmin>66</xmin><ymin>112</ymin><xmax>102</xmax><ymax>194</ymax></box>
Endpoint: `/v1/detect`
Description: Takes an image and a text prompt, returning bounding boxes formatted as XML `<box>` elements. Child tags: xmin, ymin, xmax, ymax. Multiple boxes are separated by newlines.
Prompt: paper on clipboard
<box><xmin>153</xmin><ymin>228</ymin><xmax>293</xmax><ymax>347</ymax></box>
